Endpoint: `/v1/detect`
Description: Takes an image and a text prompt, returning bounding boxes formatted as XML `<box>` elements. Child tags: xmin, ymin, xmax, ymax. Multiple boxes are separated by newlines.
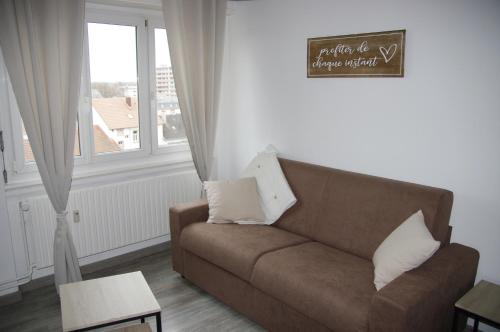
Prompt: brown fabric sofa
<box><xmin>169</xmin><ymin>158</ymin><xmax>479</xmax><ymax>332</ymax></box>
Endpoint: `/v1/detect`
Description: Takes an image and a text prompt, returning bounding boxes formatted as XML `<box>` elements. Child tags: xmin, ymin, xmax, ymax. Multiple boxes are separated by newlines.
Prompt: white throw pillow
<box><xmin>241</xmin><ymin>151</ymin><xmax>297</xmax><ymax>225</ymax></box>
<box><xmin>204</xmin><ymin>177</ymin><xmax>266</xmax><ymax>224</ymax></box>
<box><xmin>372</xmin><ymin>210</ymin><xmax>440</xmax><ymax>290</ymax></box>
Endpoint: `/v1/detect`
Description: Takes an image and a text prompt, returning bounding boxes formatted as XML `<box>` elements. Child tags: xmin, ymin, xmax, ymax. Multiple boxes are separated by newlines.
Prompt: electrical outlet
<box><xmin>73</xmin><ymin>210</ymin><xmax>80</xmax><ymax>223</ymax></box>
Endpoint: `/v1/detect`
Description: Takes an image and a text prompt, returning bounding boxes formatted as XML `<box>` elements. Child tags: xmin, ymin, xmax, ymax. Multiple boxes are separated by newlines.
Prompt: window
<box><xmin>88</xmin><ymin>22</ymin><xmax>141</xmax><ymax>154</ymax></box>
<box><xmin>154</xmin><ymin>28</ymin><xmax>186</xmax><ymax>146</ymax></box>
<box><xmin>7</xmin><ymin>6</ymin><xmax>189</xmax><ymax>174</ymax></box>
<box><xmin>22</xmin><ymin>123</ymin><xmax>81</xmax><ymax>163</ymax></box>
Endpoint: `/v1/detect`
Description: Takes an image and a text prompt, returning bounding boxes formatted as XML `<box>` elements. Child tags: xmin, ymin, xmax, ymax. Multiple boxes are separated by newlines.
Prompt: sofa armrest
<box><xmin>169</xmin><ymin>199</ymin><xmax>209</xmax><ymax>274</ymax></box>
<box><xmin>369</xmin><ymin>243</ymin><xmax>479</xmax><ymax>332</ymax></box>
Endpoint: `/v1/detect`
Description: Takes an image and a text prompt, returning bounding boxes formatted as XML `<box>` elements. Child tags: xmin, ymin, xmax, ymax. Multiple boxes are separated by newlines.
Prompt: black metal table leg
<box><xmin>473</xmin><ymin>319</ymin><xmax>479</xmax><ymax>332</ymax></box>
<box><xmin>451</xmin><ymin>309</ymin><xmax>459</xmax><ymax>332</ymax></box>
<box><xmin>141</xmin><ymin>317</ymin><xmax>145</xmax><ymax>323</ymax></box>
<box><xmin>155</xmin><ymin>312</ymin><xmax>162</xmax><ymax>332</ymax></box>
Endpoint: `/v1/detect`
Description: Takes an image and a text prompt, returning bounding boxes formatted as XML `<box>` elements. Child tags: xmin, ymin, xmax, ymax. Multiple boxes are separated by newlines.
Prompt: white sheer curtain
<box><xmin>162</xmin><ymin>0</ymin><xmax>227</xmax><ymax>182</ymax></box>
<box><xmin>0</xmin><ymin>0</ymin><xmax>85</xmax><ymax>290</ymax></box>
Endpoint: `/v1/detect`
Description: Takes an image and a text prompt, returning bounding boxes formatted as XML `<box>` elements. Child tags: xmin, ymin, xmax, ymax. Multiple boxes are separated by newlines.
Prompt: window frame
<box><xmin>4</xmin><ymin>4</ymin><xmax>190</xmax><ymax>179</ymax></box>
<box><xmin>147</xmin><ymin>18</ymin><xmax>189</xmax><ymax>156</ymax></box>
<box><xmin>7</xmin><ymin>73</ymin><xmax>87</xmax><ymax>174</ymax></box>
<box><xmin>84</xmin><ymin>10</ymin><xmax>152</xmax><ymax>163</ymax></box>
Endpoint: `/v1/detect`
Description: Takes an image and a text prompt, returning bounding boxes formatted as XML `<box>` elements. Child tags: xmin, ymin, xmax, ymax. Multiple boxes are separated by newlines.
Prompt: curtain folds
<box><xmin>0</xmin><ymin>0</ymin><xmax>85</xmax><ymax>290</ymax></box>
<box><xmin>161</xmin><ymin>0</ymin><xmax>227</xmax><ymax>182</ymax></box>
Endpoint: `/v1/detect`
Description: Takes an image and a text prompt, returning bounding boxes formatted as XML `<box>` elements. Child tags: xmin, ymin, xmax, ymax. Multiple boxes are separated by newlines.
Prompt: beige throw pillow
<box><xmin>241</xmin><ymin>151</ymin><xmax>297</xmax><ymax>225</ymax></box>
<box><xmin>372</xmin><ymin>210</ymin><xmax>440</xmax><ymax>290</ymax></box>
<box><xmin>204</xmin><ymin>177</ymin><xmax>266</xmax><ymax>224</ymax></box>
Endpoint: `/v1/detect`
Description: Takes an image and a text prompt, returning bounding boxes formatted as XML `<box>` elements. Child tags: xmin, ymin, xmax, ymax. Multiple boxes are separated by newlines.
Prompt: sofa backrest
<box><xmin>274</xmin><ymin>158</ymin><xmax>453</xmax><ymax>260</ymax></box>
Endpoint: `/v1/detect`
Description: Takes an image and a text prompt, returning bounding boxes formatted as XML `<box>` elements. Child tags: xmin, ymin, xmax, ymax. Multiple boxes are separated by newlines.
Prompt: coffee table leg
<box><xmin>156</xmin><ymin>312</ymin><xmax>162</xmax><ymax>332</ymax></box>
<box><xmin>473</xmin><ymin>319</ymin><xmax>479</xmax><ymax>332</ymax></box>
<box><xmin>451</xmin><ymin>309</ymin><xmax>459</xmax><ymax>332</ymax></box>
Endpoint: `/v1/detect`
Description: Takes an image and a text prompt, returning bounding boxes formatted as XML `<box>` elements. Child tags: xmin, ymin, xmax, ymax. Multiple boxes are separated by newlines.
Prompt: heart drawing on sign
<box><xmin>379</xmin><ymin>44</ymin><xmax>398</xmax><ymax>63</ymax></box>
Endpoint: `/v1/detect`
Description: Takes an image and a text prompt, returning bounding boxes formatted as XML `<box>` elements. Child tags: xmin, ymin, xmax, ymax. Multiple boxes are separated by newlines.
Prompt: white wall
<box><xmin>0</xmin><ymin>181</ymin><xmax>17</xmax><ymax>296</ymax></box>
<box><xmin>0</xmin><ymin>51</ymin><xmax>18</xmax><ymax>295</ymax></box>
<box><xmin>0</xmin><ymin>160</ymin><xmax>17</xmax><ymax>296</ymax></box>
<box><xmin>218</xmin><ymin>0</ymin><xmax>500</xmax><ymax>291</ymax></box>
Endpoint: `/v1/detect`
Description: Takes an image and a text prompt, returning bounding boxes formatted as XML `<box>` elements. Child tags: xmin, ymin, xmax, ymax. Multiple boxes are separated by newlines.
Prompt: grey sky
<box><xmin>88</xmin><ymin>23</ymin><xmax>171</xmax><ymax>83</ymax></box>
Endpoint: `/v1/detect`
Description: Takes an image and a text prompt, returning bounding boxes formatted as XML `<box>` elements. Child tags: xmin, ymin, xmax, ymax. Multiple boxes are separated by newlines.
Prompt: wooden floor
<box><xmin>0</xmin><ymin>247</ymin><xmax>265</xmax><ymax>332</ymax></box>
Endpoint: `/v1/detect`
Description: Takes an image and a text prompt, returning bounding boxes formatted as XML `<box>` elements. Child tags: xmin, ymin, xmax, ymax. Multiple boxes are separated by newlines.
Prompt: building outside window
<box><xmin>154</xmin><ymin>28</ymin><xmax>186</xmax><ymax>146</ymax></box>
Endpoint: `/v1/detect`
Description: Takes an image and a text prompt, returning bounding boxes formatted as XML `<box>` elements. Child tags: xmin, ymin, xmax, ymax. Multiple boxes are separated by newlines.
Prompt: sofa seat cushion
<box><xmin>251</xmin><ymin>242</ymin><xmax>376</xmax><ymax>332</ymax></box>
<box><xmin>180</xmin><ymin>223</ymin><xmax>309</xmax><ymax>281</ymax></box>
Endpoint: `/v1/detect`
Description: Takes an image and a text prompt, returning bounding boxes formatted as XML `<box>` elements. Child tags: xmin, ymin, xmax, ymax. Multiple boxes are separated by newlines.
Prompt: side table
<box><xmin>453</xmin><ymin>280</ymin><xmax>500</xmax><ymax>331</ymax></box>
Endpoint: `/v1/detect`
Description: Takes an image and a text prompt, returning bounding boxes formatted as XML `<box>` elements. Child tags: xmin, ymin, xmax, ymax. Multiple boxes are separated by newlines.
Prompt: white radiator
<box><xmin>23</xmin><ymin>171</ymin><xmax>201</xmax><ymax>269</ymax></box>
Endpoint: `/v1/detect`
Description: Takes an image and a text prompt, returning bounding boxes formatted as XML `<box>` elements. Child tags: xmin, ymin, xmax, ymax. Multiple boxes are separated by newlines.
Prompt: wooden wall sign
<box><xmin>307</xmin><ymin>30</ymin><xmax>405</xmax><ymax>77</ymax></box>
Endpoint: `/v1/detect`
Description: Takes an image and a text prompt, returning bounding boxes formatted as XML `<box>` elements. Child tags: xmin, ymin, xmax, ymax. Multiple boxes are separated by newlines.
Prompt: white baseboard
<box><xmin>0</xmin><ymin>283</ymin><xmax>19</xmax><ymax>296</ymax></box>
<box><xmin>26</xmin><ymin>235</ymin><xmax>169</xmax><ymax>283</ymax></box>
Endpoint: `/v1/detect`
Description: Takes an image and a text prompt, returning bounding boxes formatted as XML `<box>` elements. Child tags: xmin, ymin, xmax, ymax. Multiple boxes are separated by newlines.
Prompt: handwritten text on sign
<box><xmin>307</xmin><ymin>30</ymin><xmax>405</xmax><ymax>77</ymax></box>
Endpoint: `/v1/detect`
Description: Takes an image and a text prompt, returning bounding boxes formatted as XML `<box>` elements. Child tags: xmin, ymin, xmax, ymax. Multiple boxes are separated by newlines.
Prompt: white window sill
<box><xmin>5</xmin><ymin>146</ymin><xmax>195</xmax><ymax>196</ymax></box>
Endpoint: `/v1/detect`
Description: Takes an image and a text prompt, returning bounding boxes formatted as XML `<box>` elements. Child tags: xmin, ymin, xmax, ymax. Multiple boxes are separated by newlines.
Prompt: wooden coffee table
<box><xmin>60</xmin><ymin>271</ymin><xmax>162</xmax><ymax>332</ymax></box>
<box><xmin>453</xmin><ymin>280</ymin><xmax>500</xmax><ymax>332</ymax></box>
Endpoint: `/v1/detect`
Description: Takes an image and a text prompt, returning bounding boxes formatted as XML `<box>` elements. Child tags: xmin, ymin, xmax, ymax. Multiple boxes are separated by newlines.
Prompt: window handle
<box><xmin>0</xmin><ymin>131</ymin><xmax>7</xmax><ymax>183</ymax></box>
